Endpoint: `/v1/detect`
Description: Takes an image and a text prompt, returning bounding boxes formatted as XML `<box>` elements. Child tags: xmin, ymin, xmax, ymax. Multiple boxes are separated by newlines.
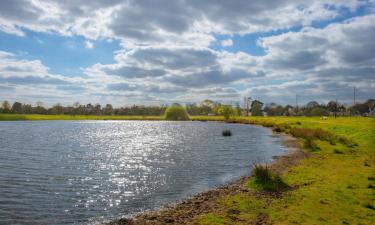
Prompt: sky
<box><xmin>0</xmin><ymin>0</ymin><xmax>374</xmax><ymax>107</ymax></box>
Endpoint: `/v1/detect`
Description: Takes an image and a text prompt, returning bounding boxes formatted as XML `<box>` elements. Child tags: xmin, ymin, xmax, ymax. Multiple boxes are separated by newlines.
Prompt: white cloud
<box><xmin>84</xmin><ymin>40</ymin><xmax>94</xmax><ymax>49</ymax></box>
<box><xmin>221</xmin><ymin>39</ymin><xmax>233</xmax><ymax>47</ymax></box>
<box><xmin>0</xmin><ymin>1</ymin><xmax>375</xmax><ymax>105</ymax></box>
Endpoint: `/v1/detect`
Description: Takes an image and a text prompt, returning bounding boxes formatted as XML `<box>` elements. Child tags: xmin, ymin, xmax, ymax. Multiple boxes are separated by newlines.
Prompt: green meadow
<box><xmin>194</xmin><ymin>116</ymin><xmax>375</xmax><ymax>225</ymax></box>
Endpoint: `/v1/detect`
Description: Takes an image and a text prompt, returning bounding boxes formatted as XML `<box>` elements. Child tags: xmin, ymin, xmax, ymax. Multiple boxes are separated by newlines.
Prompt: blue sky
<box><xmin>0</xmin><ymin>0</ymin><xmax>374</xmax><ymax>106</ymax></box>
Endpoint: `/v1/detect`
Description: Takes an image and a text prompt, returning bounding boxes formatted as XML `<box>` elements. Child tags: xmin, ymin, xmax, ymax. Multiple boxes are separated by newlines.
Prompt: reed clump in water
<box><xmin>222</xmin><ymin>129</ymin><xmax>232</xmax><ymax>136</ymax></box>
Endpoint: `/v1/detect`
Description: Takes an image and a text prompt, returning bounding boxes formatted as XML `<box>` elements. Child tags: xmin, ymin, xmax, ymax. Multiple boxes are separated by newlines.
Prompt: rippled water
<box><xmin>0</xmin><ymin>121</ymin><xmax>286</xmax><ymax>224</ymax></box>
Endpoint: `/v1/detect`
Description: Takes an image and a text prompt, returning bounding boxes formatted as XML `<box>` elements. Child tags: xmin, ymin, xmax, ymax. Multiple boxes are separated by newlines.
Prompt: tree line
<box><xmin>0</xmin><ymin>99</ymin><xmax>374</xmax><ymax>117</ymax></box>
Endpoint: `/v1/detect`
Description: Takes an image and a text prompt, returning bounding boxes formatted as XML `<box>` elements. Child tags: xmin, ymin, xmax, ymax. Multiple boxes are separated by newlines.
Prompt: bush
<box><xmin>303</xmin><ymin>138</ymin><xmax>320</xmax><ymax>151</ymax></box>
<box><xmin>272</xmin><ymin>123</ymin><xmax>291</xmax><ymax>133</ymax></box>
<box><xmin>251</xmin><ymin>164</ymin><xmax>289</xmax><ymax>191</ymax></box>
<box><xmin>289</xmin><ymin>127</ymin><xmax>357</xmax><ymax>148</ymax></box>
<box><xmin>164</xmin><ymin>104</ymin><xmax>190</xmax><ymax>121</ymax></box>
<box><xmin>216</xmin><ymin>105</ymin><xmax>235</xmax><ymax>120</ymax></box>
<box><xmin>253</xmin><ymin>164</ymin><xmax>272</xmax><ymax>182</ymax></box>
<box><xmin>333</xmin><ymin>149</ymin><xmax>344</xmax><ymax>154</ymax></box>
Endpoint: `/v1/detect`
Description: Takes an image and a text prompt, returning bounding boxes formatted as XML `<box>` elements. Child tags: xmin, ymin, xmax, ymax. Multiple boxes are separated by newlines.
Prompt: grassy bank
<box><xmin>192</xmin><ymin>116</ymin><xmax>375</xmax><ymax>225</ymax></box>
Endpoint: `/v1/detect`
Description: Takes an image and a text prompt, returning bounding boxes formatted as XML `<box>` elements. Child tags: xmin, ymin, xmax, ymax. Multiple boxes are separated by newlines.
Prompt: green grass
<box><xmin>198</xmin><ymin>214</ymin><xmax>229</xmax><ymax>225</ymax></box>
<box><xmin>249</xmin><ymin>164</ymin><xmax>289</xmax><ymax>192</ymax></box>
<box><xmin>192</xmin><ymin>116</ymin><xmax>375</xmax><ymax>225</ymax></box>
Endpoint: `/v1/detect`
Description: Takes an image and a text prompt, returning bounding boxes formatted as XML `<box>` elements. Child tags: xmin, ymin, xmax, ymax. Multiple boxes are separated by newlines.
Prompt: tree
<box><xmin>164</xmin><ymin>103</ymin><xmax>190</xmax><ymax>121</ymax></box>
<box><xmin>306</xmin><ymin>101</ymin><xmax>319</xmax><ymax>109</ymax></box>
<box><xmin>12</xmin><ymin>102</ymin><xmax>23</xmax><ymax>114</ymax></box>
<box><xmin>251</xmin><ymin>100</ymin><xmax>263</xmax><ymax>116</ymax></box>
<box><xmin>217</xmin><ymin>105</ymin><xmax>235</xmax><ymax>120</ymax></box>
<box><xmin>51</xmin><ymin>104</ymin><xmax>63</xmax><ymax>114</ymax></box>
<box><xmin>104</xmin><ymin>104</ymin><xmax>113</xmax><ymax>115</ymax></box>
<box><xmin>310</xmin><ymin>107</ymin><xmax>329</xmax><ymax>116</ymax></box>
<box><xmin>34</xmin><ymin>101</ymin><xmax>46</xmax><ymax>114</ymax></box>
<box><xmin>1</xmin><ymin>101</ymin><xmax>11</xmax><ymax>113</ymax></box>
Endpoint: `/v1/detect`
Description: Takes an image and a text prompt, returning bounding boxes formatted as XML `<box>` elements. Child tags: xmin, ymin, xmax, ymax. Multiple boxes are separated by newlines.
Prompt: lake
<box><xmin>0</xmin><ymin>121</ymin><xmax>286</xmax><ymax>224</ymax></box>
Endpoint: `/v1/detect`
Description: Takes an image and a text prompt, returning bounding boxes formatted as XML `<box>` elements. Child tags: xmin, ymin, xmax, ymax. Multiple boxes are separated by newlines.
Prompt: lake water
<box><xmin>0</xmin><ymin>121</ymin><xmax>286</xmax><ymax>225</ymax></box>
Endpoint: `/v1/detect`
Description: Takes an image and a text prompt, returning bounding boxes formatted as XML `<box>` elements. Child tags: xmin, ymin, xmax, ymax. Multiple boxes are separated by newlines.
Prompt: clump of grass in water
<box><xmin>249</xmin><ymin>164</ymin><xmax>289</xmax><ymax>192</ymax></box>
<box><xmin>222</xmin><ymin>129</ymin><xmax>232</xmax><ymax>136</ymax></box>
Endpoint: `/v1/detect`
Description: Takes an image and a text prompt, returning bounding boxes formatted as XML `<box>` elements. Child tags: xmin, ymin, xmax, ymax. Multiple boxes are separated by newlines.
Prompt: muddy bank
<box><xmin>107</xmin><ymin>132</ymin><xmax>308</xmax><ymax>225</ymax></box>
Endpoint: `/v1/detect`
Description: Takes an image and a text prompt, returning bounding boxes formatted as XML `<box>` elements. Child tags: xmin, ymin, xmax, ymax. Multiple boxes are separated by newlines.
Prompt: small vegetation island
<box><xmin>1</xmin><ymin>98</ymin><xmax>374</xmax><ymax>224</ymax></box>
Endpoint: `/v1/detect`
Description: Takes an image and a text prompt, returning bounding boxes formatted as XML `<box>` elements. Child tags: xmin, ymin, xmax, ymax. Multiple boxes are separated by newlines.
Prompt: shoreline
<box><xmin>107</xmin><ymin>124</ymin><xmax>307</xmax><ymax>225</ymax></box>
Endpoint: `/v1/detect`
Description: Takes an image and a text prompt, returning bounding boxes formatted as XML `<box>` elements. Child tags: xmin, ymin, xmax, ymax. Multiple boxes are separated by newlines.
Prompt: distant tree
<box><xmin>310</xmin><ymin>107</ymin><xmax>329</xmax><ymax>116</ymax></box>
<box><xmin>251</xmin><ymin>100</ymin><xmax>263</xmax><ymax>116</ymax></box>
<box><xmin>164</xmin><ymin>103</ymin><xmax>189</xmax><ymax>121</ymax></box>
<box><xmin>51</xmin><ymin>104</ymin><xmax>63</xmax><ymax>114</ymax></box>
<box><xmin>264</xmin><ymin>104</ymin><xmax>286</xmax><ymax>116</ymax></box>
<box><xmin>94</xmin><ymin>104</ymin><xmax>102</xmax><ymax>115</ymax></box>
<box><xmin>12</xmin><ymin>102</ymin><xmax>23</xmax><ymax>114</ymax></box>
<box><xmin>350</xmin><ymin>103</ymin><xmax>369</xmax><ymax>115</ymax></box>
<box><xmin>306</xmin><ymin>101</ymin><xmax>319</xmax><ymax>109</ymax></box>
<box><xmin>235</xmin><ymin>102</ymin><xmax>241</xmax><ymax>116</ymax></box>
<box><xmin>23</xmin><ymin>104</ymin><xmax>32</xmax><ymax>114</ymax></box>
<box><xmin>34</xmin><ymin>102</ymin><xmax>46</xmax><ymax>114</ymax></box>
<box><xmin>104</xmin><ymin>104</ymin><xmax>113</xmax><ymax>115</ymax></box>
<box><xmin>1</xmin><ymin>101</ymin><xmax>11</xmax><ymax>113</ymax></box>
<box><xmin>365</xmin><ymin>99</ymin><xmax>375</xmax><ymax>113</ymax></box>
<box><xmin>217</xmin><ymin>105</ymin><xmax>235</xmax><ymax>120</ymax></box>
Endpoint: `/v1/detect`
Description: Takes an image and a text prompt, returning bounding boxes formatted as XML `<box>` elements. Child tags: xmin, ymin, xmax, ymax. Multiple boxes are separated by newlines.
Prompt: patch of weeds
<box><xmin>289</xmin><ymin>127</ymin><xmax>357</xmax><ymax>149</ymax></box>
<box><xmin>338</xmin><ymin>136</ymin><xmax>358</xmax><ymax>148</ymax></box>
<box><xmin>303</xmin><ymin>138</ymin><xmax>320</xmax><ymax>151</ymax></box>
<box><xmin>368</xmin><ymin>176</ymin><xmax>375</xmax><ymax>181</ymax></box>
<box><xmin>329</xmin><ymin>139</ymin><xmax>337</xmax><ymax>145</ymax></box>
<box><xmin>295</xmin><ymin>121</ymin><xmax>302</xmax><ymax>125</ymax></box>
<box><xmin>249</xmin><ymin>164</ymin><xmax>289</xmax><ymax>192</ymax></box>
<box><xmin>368</xmin><ymin>184</ymin><xmax>375</xmax><ymax>189</ymax></box>
<box><xmin>272</xmin><ymin>123</ymin><xmax>291</xmax><ymax>133</ymax></box>
<box><xmin>290</xmin><ymin>127</ymin><xmax>334</xmax><ymax>142</ymax></box>
<box><xmin>364</xmin><ymin>203</ymin><xmax>375</xmax><ymax>210</ymax></box>
<box><xmin>219</xmin><ymin>194</ymin><xmax>266</xmax><ymax>215</ymax></box>
<box><xmin>364</xmin><ymin>160</ymin><xmax>371</xmax><ymax>167</ymax></box>
<box><xmin>198</xmin><ymin>213</ymin><xmax>228</xmax><ymax>225</ymax></box>
<box><xmin>333</xmin><ymin>149</ymin><xmax>344</xmax><ymax>154</ymax></box>
<box><xmin>259</xmin><ymin>121</ymin><xmax>276</xmax><ymax>127</ymax></box>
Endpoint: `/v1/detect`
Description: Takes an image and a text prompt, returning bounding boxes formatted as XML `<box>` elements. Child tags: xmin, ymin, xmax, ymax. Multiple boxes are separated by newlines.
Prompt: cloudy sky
<box><xmin>0</xmin><ymin>0</ymin><xmax>374</xmax><ymax>106</ymax></box>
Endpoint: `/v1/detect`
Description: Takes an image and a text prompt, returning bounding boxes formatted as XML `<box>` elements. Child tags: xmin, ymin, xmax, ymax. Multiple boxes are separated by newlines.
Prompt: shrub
<box><xmin>303</xmin><ymin>138</ymin><xmax>320</xmax><ymax>151</ymax></box>
<box><xmin>253</xmin><ymin>164</ymin><xmax>272</xmax><ymax>182</ymax></box>
<box><xmin>216</xmin><ymin>105</ymin><xmax>236</xmax><ymax>120</ymax></box>
<box><xmin>251</xmin><ymin>164</ymin><xmax>289</xmax><ymax>192</ymax></box>
<box><xmin>272</xmin><ymin>123</ymin><xmax>291</xmax><ymax>133</ymax></box>
<box><xmin>333</xmin><ymin>149</ymin><xmax>344</xmax><ymax>154</ymax></box>
<box><xmin>338</xmin><ymin>136</ymin><xmax>358</xmax><ymax>148</ymax></box>
<box><xmin>164</xmin><ymin>104</ymin><xmax>190</xmax><ymax>121</ymax></box>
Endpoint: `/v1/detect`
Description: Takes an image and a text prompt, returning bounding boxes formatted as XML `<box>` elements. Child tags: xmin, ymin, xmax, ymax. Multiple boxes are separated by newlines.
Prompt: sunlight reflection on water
<box><xmin>0</xmin><ymin>121</ymin><xmax>286</xmax><ymax>224</ymax></box>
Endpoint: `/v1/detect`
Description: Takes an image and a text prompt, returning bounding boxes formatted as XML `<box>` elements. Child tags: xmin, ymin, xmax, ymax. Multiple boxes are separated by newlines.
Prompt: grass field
<box><xmin>1</xmin><ymin>114</ymin><xmax>374</xmax><ymax>224</ymax></box>
<box><xmin>194</xmin><ymin>116</ymin><xmax>375</xmax><ymax>225</ymax></box>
